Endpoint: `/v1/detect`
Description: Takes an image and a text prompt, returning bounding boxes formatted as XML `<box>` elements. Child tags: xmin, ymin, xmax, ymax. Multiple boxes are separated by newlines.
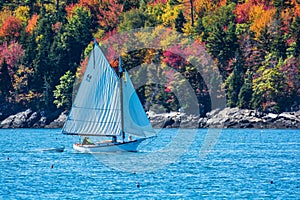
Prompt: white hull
<box><xmin>73</xmin><ymin>139</ymin><xmax>146</xmax><ymax>153</ymax></box>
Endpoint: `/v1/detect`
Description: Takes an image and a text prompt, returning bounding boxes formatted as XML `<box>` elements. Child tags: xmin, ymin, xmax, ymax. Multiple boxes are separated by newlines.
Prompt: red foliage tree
<box><xmin>0</xmin><ymin>16</ymin><xmax>22</xmax><ymax>41</ymax></box>
<box><xmin>162</xmin><ymin>48</ymin><xmax>186</xmax><ymax>70</ymax></box>
<box><xmin>0</xmin><ymin>41</ymin><xmax>25</xmax><ymax>104</ymax></box>
<box><xmin>0</xmin><ymin>41</ymin><xmax>24</xmax><ymax>77</ymax></box>
<box><xmin>235</xmin><ymin>3</ymin><xmax>251</xmax><ymax>23</ymax></box>
<box><xmin>97</xmin><ymin>0</ymin><xmax>123</xmax><ymax>31</ymax></box>
<box><xmin>280</xmin><ymin>57</ymin><xmax>300</xmax><ymax>97</ymax></box>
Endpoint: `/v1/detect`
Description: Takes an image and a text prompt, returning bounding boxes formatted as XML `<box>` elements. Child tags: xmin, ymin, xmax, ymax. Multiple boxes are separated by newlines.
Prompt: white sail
<box><xmin>62</xmin><ymin>44</ymin><xmax>122</xmax><ymax>136</ymax></box>
<box><xmin>122</xmin><ymin>71</ymin><xmax>156</xmax><ymax>137</ymax></box>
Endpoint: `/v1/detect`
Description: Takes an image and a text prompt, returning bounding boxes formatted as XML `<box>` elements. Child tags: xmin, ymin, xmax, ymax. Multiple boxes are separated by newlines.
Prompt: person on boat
<box><xmin>112</xmin><ymin>136</ymin><xmax>117</xmax><ymax>143</ymax></box>
<box><xmin>82</xmin><ymin>137</ymin><xmax>94</xmax><ymax>145</ymax></box>
<box><xmin>128</xmin><ymin>135</ymin><xmax>132</xmax><ymax>141</ymax></box>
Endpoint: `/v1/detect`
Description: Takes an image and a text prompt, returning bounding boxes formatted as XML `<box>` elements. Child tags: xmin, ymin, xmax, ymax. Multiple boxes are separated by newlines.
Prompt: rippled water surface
<box><xmin>1</xmin><ymin>128</ymin><xmax>299</xmax><ymax>199</ymax></box>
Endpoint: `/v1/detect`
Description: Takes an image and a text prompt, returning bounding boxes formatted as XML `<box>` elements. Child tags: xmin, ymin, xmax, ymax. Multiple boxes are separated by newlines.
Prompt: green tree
<box><xmin>269</xmin><ymin>13</ymin><xmax>286</xmax><ymax>59</ymax></box>
<box><xmin>224</xmin><ymin>55</ymin><xmax>244</xmax><ymax>107</ymax></box>
<box><xmin>290</xmin><ymin>15</ymin><xmax>300</xmax><ymax>57</ymax></box>
<box><xmin>59</xmin><ymin>5</ymin><xmax>92</xmax><ymax>73</ymax></box>
<box><xmin>49</xmin><ymin>4</ymin><xmax>92</xmax><ymax>109</ymax></box>
<box><xmin>175</xmin><ymin>11</ymin><xmax>186</xmax><ymax>33</ymax></box>
<box><xmin>273</xmin><ymin>0</ymin><xmax>293</xmax><ymax>11</ymax></box>
<box><xmin>251</xmin><ymin>55</ymin><xmax>287</xmax><ymax>112</ymax></box>
<box><xmin>53</xmin><ymin>70</ymin><xmax>75</xmax><ymax>110</ymax></box>
<box><xmin>237</xmin><ymin>69</ymin><xmax>253</xmax><ymax>109</ymax></box>
<box><xmin>203</xmin><ymin>3</ymin><xmax>238</xmax><ymax>79</ymax></box>
<box><xmin>31</xmin><ymin>9</ymin><xmax>55</xmax><ymax>109</ymax></box>
<box><xmin>118</xmin><ymin>8</ymin><xmax>147</xmax><ymax>32</ymax></box>
<box><xmin>0</xmin><ymin>59</ymin><xmax>12</xmax><ymax>103</ymax></box>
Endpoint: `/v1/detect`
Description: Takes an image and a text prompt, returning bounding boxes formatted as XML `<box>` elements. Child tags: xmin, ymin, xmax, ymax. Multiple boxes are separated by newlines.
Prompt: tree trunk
<box><xmin>190</xmin><ymin>0</ymin><xmax>194</xmax><ymax>27</ymax></box>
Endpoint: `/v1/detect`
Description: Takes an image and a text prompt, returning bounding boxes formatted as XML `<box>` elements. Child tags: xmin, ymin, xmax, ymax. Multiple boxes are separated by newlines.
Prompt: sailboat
<box><xmin>62</xmin><ymin>41</ymin><xmax>156</xmax><ymax>153</ymax></box>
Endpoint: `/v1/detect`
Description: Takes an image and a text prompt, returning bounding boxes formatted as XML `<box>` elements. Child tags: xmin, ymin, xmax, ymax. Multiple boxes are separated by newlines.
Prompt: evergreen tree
<box><xmin>62</xmin><ymin>5</ymin><xmax>92</xmax><ymax>72</ymax></box>
<box><xmin>31</xmin><ymin>9</ymin><xmax>55</xmax><ymax>109</ymax></box>
<box><xmin>0</xmin><ymin>59</ymin><xmax>12</xmax><ymax>103</ymax></box>
<box><xmin>269</xmin><ymin>13</ymin><xmax>287</xmax><ymax>60</ymax></box>
<box><xmin>224</xmin><ymin>53</ymin><xmax>244</xmax><ymax>107</ymax></box>
<box><xmin>290</xmin><ymin>15</ymin><xmax>300</xmax><ymax>57</ymax></box>
<box><xmin>258</xmin><ymin>26</ymin><xmax>271</xmax><ymax>58</ymax></box>
<box><xmin>237</xmin><ymin>69</ymin><xmax>253</xmax><ymax>109</ymax></box>
<box><xmin>175</xmin><ymin>11</ymin><xmax>186</xmax><ymax>33</ymax></box>
<box><xmin>273</xmin><ymin>0</ymin><xmax>293</xmax><ymax>11</ymax></box>
<box><xmin>203</xmin><ymin>3</ymin><xmax>238</xmax><ymax>79</ymax></box>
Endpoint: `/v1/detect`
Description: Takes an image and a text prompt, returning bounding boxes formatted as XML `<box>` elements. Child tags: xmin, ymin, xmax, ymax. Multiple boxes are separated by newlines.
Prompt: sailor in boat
<box><xmin>82</xmin><ymin>137</ymin><xmax>94</xmax><ymax>145</ymax></box>
<box><xmin>128</xmin><ymin>135</ymin><xmax>132</xmax><ymax>141</ymax></box>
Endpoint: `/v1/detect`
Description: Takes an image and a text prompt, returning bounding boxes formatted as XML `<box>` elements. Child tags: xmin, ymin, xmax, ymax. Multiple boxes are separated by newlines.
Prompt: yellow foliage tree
<box><xmin>44</xmin><ymin>3</ymin><xmax>57</xmax><ymax>15</ymax></box>
<box><xmin>194</xmin><ymin>0</ymin><xmax>217</xmax><ymax>15</ymax></box>
<box><xmin>12</xmin><ymin>65</ymin><xmax>34</xmax><ymax>104</ymax></box>
<box><xmin>146</xmin><ymin>3</ymin><xmax>165</xmax><ymax>23</ymax></box>
<box><xmin>14</xmin><ymin>6</ymin><xmax>30</xmax><ymax>24</ymax></box>
<box><xmin>249</xmin><ymin>5</ymin><xmax>276</xmax><ymax>38</ymax></box>
<box><xmin>161</xmin><ymin>3</ymin><xmax>183</xmax><ymax>27</ymax></box>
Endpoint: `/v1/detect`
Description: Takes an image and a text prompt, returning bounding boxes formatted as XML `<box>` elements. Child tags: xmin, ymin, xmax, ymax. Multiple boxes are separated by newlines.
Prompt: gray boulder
<box><xmin>46</xmin><ymin>111</ymin><xmax>68</xmax><ymax>128</ymax></box>
<box><xmin>0</xmin><ymin>109</ymin><xmax>34</xmax><ymax>128</ymax></box>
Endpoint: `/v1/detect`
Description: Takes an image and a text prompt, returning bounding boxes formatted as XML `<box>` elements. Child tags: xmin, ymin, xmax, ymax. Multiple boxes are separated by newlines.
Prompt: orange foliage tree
<box><xmin>249</xmin><ymin>5</ymin><xmax>276</xmax><ymax>38</ymax></box>
<box><xmin>26</xmin><ymin>14</ymin><xmax>39</xmax><ymax>34</ymax></box>
<box><xmin>294</xmin><ymin>0</ymin><xmax>300</xmax><ymax>16</ymax></box>
<box><xmin>0</xmin><ymin>8</ymin><xmax>13</xmax><ymax>28</ymax></box>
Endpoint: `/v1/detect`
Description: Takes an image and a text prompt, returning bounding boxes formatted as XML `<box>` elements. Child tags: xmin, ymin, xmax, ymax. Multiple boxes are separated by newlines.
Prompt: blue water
<box><xmin>0</xmin><ymin>128</ymin><xmax>299</xmax><ymax>199</ymax></box>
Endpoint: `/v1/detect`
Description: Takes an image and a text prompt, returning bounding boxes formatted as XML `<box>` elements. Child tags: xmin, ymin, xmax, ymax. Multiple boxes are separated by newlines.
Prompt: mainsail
<box><xmin>62</xmin><ymin>44</ymin><xmax>121</xmax><ymax>136</ymax></box>
<box><xmin>63</xmin><ymin>43</ymin><xmax>155</xmax><ymax>138</ymax></box>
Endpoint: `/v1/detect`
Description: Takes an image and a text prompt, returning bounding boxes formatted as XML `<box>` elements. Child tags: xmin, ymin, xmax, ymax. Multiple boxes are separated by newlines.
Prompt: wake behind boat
<box><xmin>38</xmin><ymin>146</ymin><xmax>65</xmax><ymax>153</ymax></box>
<box><xmin>62</xmin><ymin>40</ymin><xmax>156</xmax><ymax>153</ymax></box>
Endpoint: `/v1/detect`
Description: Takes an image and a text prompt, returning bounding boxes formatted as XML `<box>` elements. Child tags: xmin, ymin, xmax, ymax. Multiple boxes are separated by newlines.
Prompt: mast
<box><xmin>119</xmin><ymin>56</ymin><xmax>125</xmax><ymax>142</ymax></box>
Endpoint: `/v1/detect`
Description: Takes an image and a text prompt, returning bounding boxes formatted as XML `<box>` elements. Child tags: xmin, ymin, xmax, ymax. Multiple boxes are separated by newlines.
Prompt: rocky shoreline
<box><xmin>0</xmin><ymin>107</ymin><xmax>299</xmax><ymax>129</ymax></box>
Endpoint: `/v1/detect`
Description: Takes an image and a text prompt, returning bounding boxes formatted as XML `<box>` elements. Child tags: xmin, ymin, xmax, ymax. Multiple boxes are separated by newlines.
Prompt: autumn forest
<box><xmin>0</xmin><ymin>0</ymin><xmax>299</xmax><ymax>119</ymax></box>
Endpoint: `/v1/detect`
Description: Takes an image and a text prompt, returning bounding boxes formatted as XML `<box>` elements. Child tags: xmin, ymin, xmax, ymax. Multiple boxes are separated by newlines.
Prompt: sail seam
<box><xmin>63</xmin><ymin>132</ymin><xmax>122</xmax><ymax>136</ymax></box>
<box><xmin>67</xmin><ymin>119</ymin><xmax>121</xmax><ymax>124</ymax></box>
<box><xmin>73</xmin><ymin>107</ymin><xmax>121</xmax><ymax>111</ymax></box>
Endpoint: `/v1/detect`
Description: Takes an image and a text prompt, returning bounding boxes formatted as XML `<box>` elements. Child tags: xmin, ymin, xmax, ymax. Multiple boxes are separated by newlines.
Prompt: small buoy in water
<box><xmin>50</xmin><ymin>164</ymin><xmax>54</xmax><ymax>168</ymax></box>
<box><xmin>133</xmin><ymin>170</ymin><xmax>136</xmax><ymax>174</ymax></box>
<box><xmin>136</xmin><ymin>181</ymin><xmax>140</xmax><ymax>188</ymax></box>
<box><xmin>7</xmin><ymin>157</ymin><xmax>9</xmax><ymax>160</ymax></box>
<box><xmin>270</xmin><ymin>180</ymin><xmax>273</xmax><ymax>184</ymax></box>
